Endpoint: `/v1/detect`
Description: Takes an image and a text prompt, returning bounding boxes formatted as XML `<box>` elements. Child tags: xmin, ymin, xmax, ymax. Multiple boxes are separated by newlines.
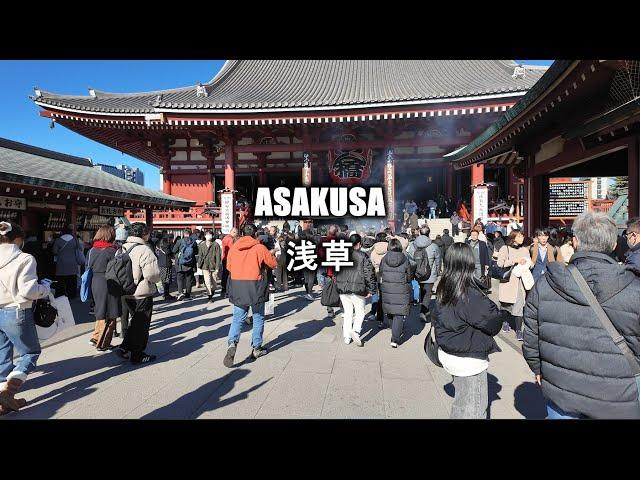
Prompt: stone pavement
<box><xmin>5</xmin><ymin>286</ymin><xmax>546</xmax><ymax>419</ymax></box>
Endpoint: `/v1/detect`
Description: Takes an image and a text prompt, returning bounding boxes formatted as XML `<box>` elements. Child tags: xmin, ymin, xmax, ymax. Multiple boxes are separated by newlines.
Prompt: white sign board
<box><xmin>0</xmin><ymin>196</ymin><xmax>26</xmax><ymax>211</ymax></box>
<box><xmin>473</xmin><ymin>186</ymin><xmax>489</xmax><ymax>224</ymax></box>
<box><xmin>220</xmin><ymin>192</ymin><xmax>235</xmax><ymax>234</ymax></box>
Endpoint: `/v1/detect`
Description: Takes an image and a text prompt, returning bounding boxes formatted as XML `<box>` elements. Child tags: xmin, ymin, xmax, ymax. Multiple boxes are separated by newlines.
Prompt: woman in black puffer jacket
<box><xmin>380</xmin><ymin>238</ymin><xmax>415</xmax><ymax>348</ymax></box>
<box><xmin>432</xmin><ymin>242</ymin><xmax>505</xmax><ymax>419</ymax></box>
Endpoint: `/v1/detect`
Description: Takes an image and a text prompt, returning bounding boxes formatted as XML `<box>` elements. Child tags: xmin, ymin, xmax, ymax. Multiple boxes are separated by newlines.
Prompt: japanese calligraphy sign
<box><xmin>285</xmin><ymin>239</ymin><xmax>353</xmax><ymax>272</ymax></box>
<box><xmin>385</xmin><ymin>149</ymin><xmax>395</xmax><ymax>221</ymax></box>
<box><xmin>302</xmin><ymin>152</ymin><xmax>312</xmax><ymax>187</ymax></box>
<box><xmin>472</xmin><ymin>186</ymin><xmax>488</xmax><ymax>224</ymax></box>
<box><xmin>220</xmin><ymin>192</ymin><xmax>235</xmax><ymax>234</ymax></box>
<box><xmin>328</xmin><ymin>148</ymin><xmax>373</xmax><ymax>185</ymax></box>
<box><xmin>99</xmin><ymin>206</ymin><xmax>124</xmax><ymax>217</ymax></box>
<box><xmin>0</xmin><ymin>196</ymin><xmax>26</xmax><ymax>211</ymax></box>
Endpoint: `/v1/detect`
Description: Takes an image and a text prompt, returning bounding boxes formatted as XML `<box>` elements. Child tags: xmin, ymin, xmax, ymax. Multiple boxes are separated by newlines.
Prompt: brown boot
<box><xmin>0</xmin><ymin>382</ymin><xmax>21</xmax><ymax>412</ymax></box>
<box><xmin>0</xmin><ymin>377</ymin><xmax>27</xmax><ymax>412</ymax></box>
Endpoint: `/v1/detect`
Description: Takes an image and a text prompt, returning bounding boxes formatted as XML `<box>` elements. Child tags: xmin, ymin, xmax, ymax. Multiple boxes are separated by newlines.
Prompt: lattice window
<box><xmin>606</xmin><ymin>60</ymin><xmax>640</xmax><ymax>110</ymax></box>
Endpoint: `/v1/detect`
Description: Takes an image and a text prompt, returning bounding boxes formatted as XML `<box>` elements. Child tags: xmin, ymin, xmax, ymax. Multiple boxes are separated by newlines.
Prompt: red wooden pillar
<box><xmin>161</xmin><ymin>158</ymin><xmax>172</xmax><ymax>195</ymax></box>
<box><xmin>628</xmin><ymin>136</ymin><xmax>639</xmax><ymax>219</ymax></box>
<box><xmin>523</xmin><ymin>155</ymin><xmax>536</xmax><ymax>236</ymax></box>
<box><xmin>145</xmin><ymin>207</ymin><xmax>154</xmax><ymax>230</ymax></box>
<box><xmin>224</xmin><ymin>142</ymin><xmax>235</xmax><ymax>191</ymax></box>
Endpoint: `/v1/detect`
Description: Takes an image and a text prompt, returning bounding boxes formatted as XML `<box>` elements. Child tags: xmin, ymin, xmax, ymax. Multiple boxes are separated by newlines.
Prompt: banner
<box><xmin>302</xmin><ymin>152</ymin><xmax>312</xmax><ymax>186</ymax></box>
<box><xmin>99</xmin><ymin>206</ymin><xmax>124</xmax><ymax>217</ymax></box>
<box><xmin>472</xmin><ymin>186</ymin><xmax>488</xmax><ymax>224</ymax></box>
<box><xmin>220</xmin><ymin>192</ymin><xmax>235</xmax><ymax>234</ymax></box>
<box><xmin>385</xmin><ymin>149</ymin><xmax>395</xmax><ymax>221</ymax></box>
<box><xmin>328</xmin><ymin>147</ymin><xmax>373</xmax><ymax>185</ymax></box>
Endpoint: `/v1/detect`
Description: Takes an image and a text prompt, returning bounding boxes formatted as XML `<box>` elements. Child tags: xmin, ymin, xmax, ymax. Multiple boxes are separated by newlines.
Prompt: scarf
<box><xmin>93</xmin><ymin>240</ymin><xmax>113</xmax><ymax>249</ymax></box>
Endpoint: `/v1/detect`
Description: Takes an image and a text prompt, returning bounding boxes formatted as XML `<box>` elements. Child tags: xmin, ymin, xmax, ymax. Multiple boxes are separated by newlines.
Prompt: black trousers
<box><xmin>303</xmin><ymin>269</ymin><xmax>315</xmax><ymax>294</ymax></box>
<box><xmin>391</xmin><ymin>314</ymin><xmax>406</xmax><ymax>344</ymax></box>
<box><xmin>120</xmin><ymin>296</ymin><xmax>131</xmax><ymax>337</ymax></box>
<box><xmin>176</xmin><ymin>269</ymin><xmax>194</xmax><ymax>297</ymax></box>
<box><xmin>221</xmin><ymin>259</ymin><xmax>229</xmax><ymax>294</ymax></box>
<box><xmin>57</xmin><ymin>274</ymin><xmax>78</xmax><ymax>300</ymax></box>
<box><xmin>419</xmin><ymin>282</ymin><xmax>434</xmax><ymax>314</ymax></box>
<box><xmin>121</xmin><ymin>296</ymin><xmax>153</xmax><ymax>359</ymax></box>
<box><xmin>274</xmin><ymin>266</ymin><xmax>288</xmax><ymax>291</ymax></box>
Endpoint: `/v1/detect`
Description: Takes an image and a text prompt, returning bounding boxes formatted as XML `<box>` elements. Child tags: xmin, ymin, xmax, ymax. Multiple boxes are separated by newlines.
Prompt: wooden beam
<box><xmin>234</xmin><ymin>137</ymin><xmax>465</xmax><ymax>153</ymax></box>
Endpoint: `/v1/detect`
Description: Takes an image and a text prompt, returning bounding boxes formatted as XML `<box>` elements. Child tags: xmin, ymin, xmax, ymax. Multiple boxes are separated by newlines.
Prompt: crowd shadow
<box><xmin>264</xmin><ymin>316</ymin><xmax>336</xmax><ymax>353</ymax></box>
<box><xmin>140</xmin><ymin>369</ymin><xmax>272</xmax><ymax>419</ymax></box>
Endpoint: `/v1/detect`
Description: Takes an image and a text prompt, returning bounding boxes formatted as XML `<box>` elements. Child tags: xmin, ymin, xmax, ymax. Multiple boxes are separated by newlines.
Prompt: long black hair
<box><xmin>435</xmin><ymin>242</ymin><xmax>476</xmax><ymax>307</ymax></box>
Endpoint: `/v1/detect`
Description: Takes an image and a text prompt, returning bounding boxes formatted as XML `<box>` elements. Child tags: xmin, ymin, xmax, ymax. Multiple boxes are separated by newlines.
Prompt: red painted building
<box><xmin>32</xmin><ymin>60</ymin><xmax>547</xmax><ymax>233</ymax></box>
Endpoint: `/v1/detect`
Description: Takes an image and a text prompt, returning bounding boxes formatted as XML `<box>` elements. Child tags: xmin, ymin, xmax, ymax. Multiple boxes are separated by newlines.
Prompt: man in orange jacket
<box><xmin>223</xmin><ymin>224</ymin><xmax>278</xmax><ymax>368</ymax></box>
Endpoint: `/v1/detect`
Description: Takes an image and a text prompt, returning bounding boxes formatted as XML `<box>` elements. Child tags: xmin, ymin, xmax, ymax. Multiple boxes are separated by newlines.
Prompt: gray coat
<box><xmin>523</xmin><ymin>251</ymin><xmax>640</xmax><ymax>419</ymax></box>
<box><xmin>53</xmin><ymin>235</ymin><xmax>84</xmax><ymax>276</ymax></box>
<box><xmin>406</xmin><ymin>235</ymin><xmax>441</xmax><ymax>284</ymax></box>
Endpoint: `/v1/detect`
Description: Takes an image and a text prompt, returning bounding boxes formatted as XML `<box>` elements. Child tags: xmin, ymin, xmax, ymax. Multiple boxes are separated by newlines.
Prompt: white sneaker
<box><xmin>350</xmin><ymin>331</ymin><xmax>363</xmax><ymax>347</ymax></box>
<box><xmin>177</xmin><ymin>293</ymin><xmax>185</xmax><ymax>301</ymax></box>
<box><xmin>344</xmin><ymin>337</ymin><xmax>352</xmax><ymax>345</ymax></box>
<box><xmin>305</xmin><ymin>294</ymin><xmax>314</xmax><ymax>301</ymax></box>
<box><xmin>390</xmin><ymin>341</ymin><xmax>398</xmax><ymax>348</ymax></box>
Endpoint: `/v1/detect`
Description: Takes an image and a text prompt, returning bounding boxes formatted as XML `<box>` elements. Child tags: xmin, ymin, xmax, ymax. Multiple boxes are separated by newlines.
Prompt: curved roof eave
<box><xmin>445</xmin><ymin>60</ymin><xmax>578</xmax><ymax>164</ymax></box>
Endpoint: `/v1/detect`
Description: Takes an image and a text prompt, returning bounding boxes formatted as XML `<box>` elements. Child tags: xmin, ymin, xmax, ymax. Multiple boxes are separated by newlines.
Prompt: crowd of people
<box><xmin>1</xmin><ymin>211</ymin><xmax>640</xmax><ymax>419</ymax></box>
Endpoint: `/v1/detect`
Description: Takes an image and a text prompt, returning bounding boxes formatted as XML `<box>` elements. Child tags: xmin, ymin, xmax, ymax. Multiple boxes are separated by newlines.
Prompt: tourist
<box><xmin>624</xmin><ymin>217</ymin><xmax>640</xmax><ymax>271</ymax></box>
<box><xmin>409</xmin><ymin>211</ymin><xmax>419</xmax><ymax>230</ymax></box>
<box><xmin>197</xmin><ymin>230</ymin><xmax>222</xmax><ymax>303</ymax></box>
<box><xmin>0</xmin><ymin>221</ymin><xmax>52</xmax><ymax>414</ymax></box>
<box><xmin>223</xmin><ymin>224</ymin><xmax>277</xmax><ymax>368</ymax></box>
<box><xmin>465</xmin><ymin>229</ymin><xmax>490</xmax><ymax>283</ymax></box>
<box><xmin>274</xmin><ymin>234</ymin><xmax>289</xmax><ymax>292</ymax></box>
<box><xmin>559</xmin><ymin>233</ymin><xmax>575</xmax><ymax>265</ymax></box>
<box><xmin>335</xmin><ymin>233</ymin><xmax>377</xmax><ymax>346</ymax></box>
<box><xmin>458</xmin><ymin>201</ymin><xmax>471</xmax><ymax>223</ymax></box>
<box><xmin>492</xmin><ymin>230</ymin><xmax>505</xmax><ymax>259</ymax></box>
<box><xmin>155</xmin><ymin>235</ymin><xmax>174</xmax><ymax>301</ymax></box>
<box><xmin>427</xmin><ymin>198</ymin><xmax>438</xmax><ymax>219</ymax></box>
<box><xmin>113</xmin><ymin>222</ymin><xmax>161</xmax><ymax>364</ymax></box>
<box><xmin>52</xmin><ymin>224</ymin><xmax>85</xmax><ymax>299</ymax></box>
<box><xmin>496</xmin><ymin>230</ymin><xmax>533</xmax><ymax>341</ymax></box>
<box><xmin>406</xmin><ymin>226</ymin><xmax>441</xmax><ymax>322</ymax></box>
<box><xmin>417</xmin><ymin>214</ymin><xmax>427</xmax><ymax>229</ymax></box>
<box><xmin>282</xmin><ymin>220</ymin><xmax>291</xmax><ymax>233</ymax></box>
<box><xmin>194</xmin><ymin>230</ymin><xmax>205</xmax><ymax>289</ymax></box>
<box><xmin>379</xmin><ymin>238</ymin><xmax>414</xmax><ymax>347</ymax></box>
<box><xmin>506</xmin><ymin>218</ymin><xmax>521</xmax><ymax>235</ymax></box>
<box><xmin>432</xmin><ymin>242</ymin><xmax>504</xmax><ymax>419</ymax></box>
<box><xmin>298</xmin><ymin>230</ymin><xmax>318</xmax><ymax>301</ymax></box>
<box><xmin>87</xmin><ymin>226</ymin><xmax>120</xmax><ymax>352</ymax></box>
<box><xmin>441</xmin><ymin>228</ymin><xmax>454</xmax><ymax>259</ymax></box>
<box><xmin>173</xmin><ymin>229</ymin><xmax>198</xmax><ymax>301</ymax></box>
<box><xmin>368</xmin><ymin>232</ymin><xmax>389</xmax><ymax>325</ymax></box>
<box><xmin>450</xmin><ymin>211</ymin><xmax>461</xmax><ymax>237</ymax></box>
<box><xmin>529</xmin><ymin>228</ymin><xmax>564</xmax><ymax>283</ymax></box>
<box><xmin>220</xmin><ymin>227</ymin><xmax>239</xmax><ymax>298</ymax></box>
<box><xmin>523</xmin><ymin>212</ymin><xmax>640</xmax><ymax>419</ymax></box>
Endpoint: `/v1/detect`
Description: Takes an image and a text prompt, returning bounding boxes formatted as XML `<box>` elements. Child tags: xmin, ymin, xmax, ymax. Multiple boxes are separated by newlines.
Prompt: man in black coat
<box><xmin>440</xmin><ymin>229</ymin><xmax>454</xmax><ymax>260</ymax></box>
<box><xmin>172</xmin><ymin>229</ymin><xmax>199</xmax><ymax>301</ymax></box>
<box><xmin>523</xmin><ymin>212</ymin><xmax>640</xmax><ymax>419</ymax></box>
<box><xmin>465</xmin><ymin>229</ymin><xmax>490</xmax><ymax>282</ymax></box>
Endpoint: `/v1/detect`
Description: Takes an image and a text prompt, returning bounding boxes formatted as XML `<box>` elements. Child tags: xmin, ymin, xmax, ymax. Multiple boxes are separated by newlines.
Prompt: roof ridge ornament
<box><xmin>512</xmin><ymin>64</ymin><xmax>526</xmax><ymax>79</ymax></box>
<box><xmin>33</xmin><ymin>86</ymin><xmax>42</xmax><ymax>99</ymax></box>
<box><xmin>88</xmin><ymin>88</ymin><xmax>97</xmax><ymax>98</ymax></box>
<box><xmin>196</xmin><ymin>83</ymin><xmax>209</xmax><ymax>98</ymax></box>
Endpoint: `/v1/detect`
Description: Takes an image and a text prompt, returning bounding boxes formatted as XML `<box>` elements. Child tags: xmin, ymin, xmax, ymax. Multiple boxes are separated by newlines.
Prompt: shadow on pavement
<box><xmin>513</xmin><ymin>381</ymin><xmax>546</xmax><ymax>419</ymax></box>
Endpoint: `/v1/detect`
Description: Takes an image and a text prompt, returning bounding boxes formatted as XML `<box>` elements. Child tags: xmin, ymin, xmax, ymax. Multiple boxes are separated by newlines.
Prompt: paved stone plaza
<box><xmin>5</xmin><ymin>286</ymin><xmax>546</xmax><ymax>419</ymax></box>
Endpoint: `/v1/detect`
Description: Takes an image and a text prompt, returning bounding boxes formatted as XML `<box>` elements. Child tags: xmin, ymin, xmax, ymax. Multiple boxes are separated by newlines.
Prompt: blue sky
<box><xmin>0</xmin><ymin>59</ymin><xmax>553</xmax><ymax>190</ymax></box>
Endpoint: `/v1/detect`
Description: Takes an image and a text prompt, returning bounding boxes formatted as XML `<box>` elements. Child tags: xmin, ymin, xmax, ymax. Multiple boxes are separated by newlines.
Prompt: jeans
<box><xmin>0</xmin><ymin>307</ymin><xmax>41</xmax><ymax>384</ymax></box>
<box><xmin>340</xmin><ymin>293</ymin><xmax>366</xmax><ymax>339</ymax></box>
<box><xmin>228</xmin><ymin>302</ymin><xmax>265</xmax><ymax>348</ymax></box>
<box><xmin>451</xmin><ymin>370</ymin><xmax>488</xmax><ymax>419</ymax></box>
<box><xmin>176</xmin><ymin>269</ymin><xmax>194</xmax><ymax>297</ymax></box>
<box><xmin>411</xmin><ymin>280</ymin><xmax>420</xmax><ymax>302</ymax></box>
<box><xmin>546</xmin><ymin>401</ymin><xmax>586</xmax><ymax>419</ymax></box>
<box><xmin>391</xmin><ymin>315</ymin><xmax>405</xmax><ymax>344</ymax></box>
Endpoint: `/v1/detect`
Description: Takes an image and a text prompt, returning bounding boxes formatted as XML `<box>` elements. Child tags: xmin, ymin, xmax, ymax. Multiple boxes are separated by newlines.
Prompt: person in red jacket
<box><xmin>220</xmin><ymin>227</ymin><xmax>238</xmax><ymax>298</ymax></box>
<box><xmin>223</xmin><ymin>224</ymin><xmax>278</xmax><ymax>368</ymax></box>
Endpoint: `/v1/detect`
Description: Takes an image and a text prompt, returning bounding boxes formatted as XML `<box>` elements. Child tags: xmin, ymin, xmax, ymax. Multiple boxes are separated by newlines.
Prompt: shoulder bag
<box><xmin>568</xmin><ymin>264</ymin><xmax>640</xmax><ymax>407</ymax></box>
<box><xmin>80</xmin><ymin>249</ymin><xmax>93</xmax><ymax>302</ymax></box>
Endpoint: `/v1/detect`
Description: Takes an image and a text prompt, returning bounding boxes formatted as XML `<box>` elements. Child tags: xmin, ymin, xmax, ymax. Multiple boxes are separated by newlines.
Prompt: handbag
<box><xmin>489</xmin><ymin>247</ymin><xmax>514</xmax><ymax>283</ymax></box>
<box><xmin>423</xmin><ymin>324</ymin><xmax>443</xmax><ymax>368</ymax></box>
<box><xmin>80</xmin><ymin>249</ymin><xmax>93</xmax><ymax>302</ymax></box>
<box><xmin>33</xmin><ymin>298</ymin><xmax>58</xmax><ymax>328</ymax></box>
<box><xmin>568</xmin><ymin>264</ymin><xmax>640</xmax><ymax>406</ymax></box>
<box><xmin>264</xmin><ymin>290</ymin><xmax>275</xmax><ymax>315</ymax></box>
<box><xmin>320</xmin><ymin>277</ymin><xmax>341</xmax><ymax>307</ymax></box>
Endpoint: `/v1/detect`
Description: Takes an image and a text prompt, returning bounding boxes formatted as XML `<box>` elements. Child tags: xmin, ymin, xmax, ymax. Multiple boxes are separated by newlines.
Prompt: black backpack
<box><xmin>105</xmin><ymin>244</ymin><xmax>141</xmax><ymax>296</ymax></box>
<box><xmin>413</xmin><ymin>246</ymin><xmax>432</xmax><ymax>282</ymax></box>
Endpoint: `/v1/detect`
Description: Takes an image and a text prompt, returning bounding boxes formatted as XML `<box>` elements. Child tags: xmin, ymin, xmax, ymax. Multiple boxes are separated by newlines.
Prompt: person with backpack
<box><xmin>523</xmin><ymin>212</ymin><xmax>640</xmax><ymax>419</ymax></box>
<box><xmin>432</xmin><ymin>242</ymin><xmax>504</xmax><ymax>419</ymax></box>
<box><xmin>407</xmin><ymin>226</ymin><xmax>441</xmax><ymax>322</ymax></box>
<box><xmin>197</xmin><ymin>230</ymin><xmax>222</xmax><ymax>303</ymax></box>
<box><xmin>223</xmin><ymin>224</ymin><xmax>278</xmax><ymax>368</ymax></box>
<box><xmin>87</xmin><ymin>226</ymin><xmax>120</xmax><ymax>352</ymax></box>
<box><xmin>0</xmin><ymin>221</ymin><xmax>53</xmax><ymax>414</ymax></box>
<box><xmin>172</xmin><ymin>229</ymin><xmax>198</xmax><ymax>301</ymax></box>
<box><xmin>52</xmin><ymin>224</ymin><xmax>85</xmax><ymax>300</ymax></box>
<box><xmin>529</xmin><ymin>228</ymin><xmax>564</xmax><ymax>283</ymax></box>
<box><xmin>111</xmin><ymin>222</ymin><xmax>161</xmax><ymax>364</ymax></box>
<box><xmin>379</xmin><ymin>238</ymin><xmax>415</xmax><ymax>348</ymax></box>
